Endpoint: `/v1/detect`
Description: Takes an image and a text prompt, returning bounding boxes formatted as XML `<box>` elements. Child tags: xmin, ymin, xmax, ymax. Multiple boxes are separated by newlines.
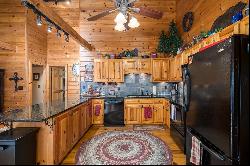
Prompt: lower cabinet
<box><xmin>54</xmin><ymin>101</ymin><xmax>92</xmax><ymax>164</ymax></box>
<box><xmin>92</xmin><ymin>99</ymin><xmax>104</xmax><ymax>125</ymax></box>
<box><xmin>125</xmin><ymin>104</ymin><xmax>141</xmax><ymax>124</ymax></box>
<box><xmin>125</xmin><ymin>99</ymin><xmax>170</xmax><ymax>125</ymax></box>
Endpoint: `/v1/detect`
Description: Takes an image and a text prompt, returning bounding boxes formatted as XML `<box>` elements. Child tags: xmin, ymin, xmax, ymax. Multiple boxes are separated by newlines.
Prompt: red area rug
<box><xmin>75</xmin><ymin>131</ymin><xmax>173</xmax><ymax>165</ymax></box>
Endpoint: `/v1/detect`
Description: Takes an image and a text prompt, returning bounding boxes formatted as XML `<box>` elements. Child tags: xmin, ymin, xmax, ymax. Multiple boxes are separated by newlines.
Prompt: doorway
<box><xmin>49</xmin><ymin>66</ymin><xmax>66</xmax><ymax>103</ymax></box>
<box><xmin>32</xmin><ymin>65</ymin><xmax>45</xmax><ymax>106</ymax></box>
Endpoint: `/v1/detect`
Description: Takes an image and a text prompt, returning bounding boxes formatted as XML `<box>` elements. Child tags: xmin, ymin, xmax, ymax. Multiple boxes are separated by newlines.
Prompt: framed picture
<box><xmin>33</xmin><ymin>73</ymin><xmax>40</xmax><ymax>81</ymax></box>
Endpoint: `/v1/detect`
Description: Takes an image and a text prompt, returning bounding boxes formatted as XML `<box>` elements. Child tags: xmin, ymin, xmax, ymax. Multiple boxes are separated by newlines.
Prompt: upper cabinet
<box><xmin>152</xmin><ymin>58</ymin><xmax>170</xmax><ymax>82</ymax></box>
<box><xmin>94</xmin><ymin>59</ymin><xmax>124</xmax><ymax>83</ymax></box>
<box><xmin>124</xmin><ymin>59</ymin><xmax>151</xmax><ymax>74</ymax></box>
<box><xmin>169</xmin><ymin>55</ymin><xmax>182</xmax><ymax>82</ymax></box>
<box><xmin>94</xmin><ymin>59</ymin><xmax>109</xmax><ymax>82</ymax></box>
<box><xmin>108</xmin><ymin>59</ymin><xmax>124</xmax><ymax>82</ymax></box>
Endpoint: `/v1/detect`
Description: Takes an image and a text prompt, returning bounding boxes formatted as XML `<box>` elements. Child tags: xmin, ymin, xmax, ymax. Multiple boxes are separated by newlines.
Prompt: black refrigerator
<box><xmin>184</xmin><ymin>35</ymin><xmax>249</xmax><ymax>165</ymax></box>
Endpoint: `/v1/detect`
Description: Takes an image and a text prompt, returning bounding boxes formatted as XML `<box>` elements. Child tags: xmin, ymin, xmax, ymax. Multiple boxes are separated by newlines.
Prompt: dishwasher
<box><xmin>104</xmin><ymin>97</ymin><xmax>124</xmax><ymax>126</ymax></box>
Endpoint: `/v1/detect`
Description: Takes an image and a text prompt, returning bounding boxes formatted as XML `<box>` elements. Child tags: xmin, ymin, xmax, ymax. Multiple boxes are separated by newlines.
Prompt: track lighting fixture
<box><xmin>21</xmin><ymin>0</ymin><xmax>70</xmax><ymax>43</ymax></box>
<box><xmin>47</xmin><ymin>22</ymin><xmax>53</xmax><ymax>33</ymax></box>
<box><xmin>57</xmin><ymin>29</ymin><xmax>62</xmax><ymax>37</ymax></box>
<box><xmin>64</xmin><ymin>32</ymin><xmax>69</xmax><ymax>42</ymax></box>
<box><xmin>36</xmin><ymin>14</ymin><xmax>42</xmax><ymax>26</ymax></box>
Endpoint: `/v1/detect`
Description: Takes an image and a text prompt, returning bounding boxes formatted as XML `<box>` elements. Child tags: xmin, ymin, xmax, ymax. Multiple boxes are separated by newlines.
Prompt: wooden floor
<box><xmin>62</xmin><ymin>125</ymin><xmax>186</xmax><ymax>165</ymax></box>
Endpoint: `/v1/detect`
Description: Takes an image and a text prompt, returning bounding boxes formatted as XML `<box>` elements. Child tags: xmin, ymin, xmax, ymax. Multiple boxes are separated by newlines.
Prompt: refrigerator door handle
<box><xmin>183</xmin><ymin>65</ymin><xmax>191</xmax><ymax>111</ymax></box>
<box><xmin>200</xmin><ymin>143</ymin><xmax>225</xmax><ymax>161</ymax></box>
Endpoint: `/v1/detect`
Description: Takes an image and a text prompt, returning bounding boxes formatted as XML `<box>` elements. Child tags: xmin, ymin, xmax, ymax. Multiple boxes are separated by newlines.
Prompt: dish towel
<box><xmin>144</xmin><ymin>107</ymin><xmax>152</xmax><ymax>119</ymax></box>
<box><xmin>190</xmin><ymin>136</ymin><xmax>203</xmax><ymax>165</ymax></box>
<box><xmin>95</xmin><ymin>105</ymin><xmax>101</xmax><ymax>116</ymax></box>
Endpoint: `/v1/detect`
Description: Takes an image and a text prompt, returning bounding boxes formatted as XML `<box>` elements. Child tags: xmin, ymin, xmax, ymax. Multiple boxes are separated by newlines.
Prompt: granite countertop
<box><xmin>0</xmin><ymin>95</ymin><xmax>183</xmax><ymax>122</ymax></box>
<box><xmin>0</xmin><ymin>98</ymin><xmax>90</xmax><ymax>122</ymax></box>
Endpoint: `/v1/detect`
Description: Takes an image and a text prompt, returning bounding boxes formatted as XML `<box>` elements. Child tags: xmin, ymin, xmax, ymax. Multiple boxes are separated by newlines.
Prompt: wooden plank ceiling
<box><xmin>79</xmin><ymin>0</ymin><xmax>176</xmax><ymax>54</ymax></box>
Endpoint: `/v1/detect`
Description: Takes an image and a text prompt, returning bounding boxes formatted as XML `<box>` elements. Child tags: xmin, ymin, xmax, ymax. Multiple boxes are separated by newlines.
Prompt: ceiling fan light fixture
<box><xmin>114</xmin><ymin>12</ymin><xmax>127</xmax><ymax>24</ymax></box>
<box><xmin>128</xmin><ymin>16</ymin><xmax>140</xmax><ymax>28</ymax></box>
<box><xmin>115</xmin><ymin>23</ymin><xmax>126</xmax><ymax>32</ymax></box>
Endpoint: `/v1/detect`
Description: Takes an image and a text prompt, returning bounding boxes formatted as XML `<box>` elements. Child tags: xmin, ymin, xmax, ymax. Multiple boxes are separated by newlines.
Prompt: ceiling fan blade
<box><xmin>87</xmin><ymin>8</ymin><xmax>118</xmax><ymax>21</ymax></box>
<box><xmin>130</xmin><ymin>7</ymin><xmax>163</xmax><ymax>19</ymax></box>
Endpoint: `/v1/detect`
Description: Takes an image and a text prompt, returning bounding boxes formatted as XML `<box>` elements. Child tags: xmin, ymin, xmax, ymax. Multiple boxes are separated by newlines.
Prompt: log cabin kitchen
<box><xmin>0</xmin><ymin>0</ymin><xmax>249</xmax><ymax>165</ymax></box>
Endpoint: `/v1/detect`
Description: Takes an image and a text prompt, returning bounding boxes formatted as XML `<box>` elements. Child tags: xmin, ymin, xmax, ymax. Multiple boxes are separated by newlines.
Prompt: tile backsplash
<box><xmin>80</xmin><ymin>74</ymin><xmax>175</xmax><ymax>97</ymax></box>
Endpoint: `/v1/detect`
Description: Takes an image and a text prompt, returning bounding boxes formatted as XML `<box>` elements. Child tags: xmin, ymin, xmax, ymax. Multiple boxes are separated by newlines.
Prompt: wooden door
<box><xmin>169</xmin><ymin>58</ymin><xmax>175</xmax><ymax>81</ymax></box>
<box><xmin>240</xmin><ymin>16</ymin><xmax>249</xmax><ymax>35</ymax></box>
<box><xmin>94</xmin><ymin>59</ymin><xmax>109</xmax><ymax>82</ymax></box>
<box><xmin>164</xmin><ymin>101</ymin><xmax>170</xmax><ymax>128</ymax></box>
<box><xmin>141</xmin><ymin>104</ymin><xmax>154</xmax><ymax>124</ymax></box>
<box><xmin>125</xmin><ymin>104</ymin><xmax>141</xmax><ymax>124</ymax></box>
<box><xmin>54</xmin><ymin>112</ymin><xmax>68</xmax><ymax>163</ymax></box>
<box><xmin>72</xmin><ymin>108</ymin><xmax>80</xmax><ymax>145</ymax></box>
<box><xmin>109</xmin><ymin>59</ymin><xmax>124</xmax><ymax>82</ymax></box>
<box><xmin>124</xmin><ymin>59</ymin><xmax>138</xmax><ymax>74</ymax></box>
<box><xmin>153</xmin><ymin>104</ymin><xmax>164</xmax><ymax>124</ymax></box>
<box><xmin>50</xmin><ymin>67</ymin><xmax>65</xmax><ymax>103</ymax></box>
<box><xmin>139</xmin><ymin>59</ymin><xmax>151</xmax><ymax>74</ymax></box>
<box><xmin>175</xmin><ymin>55</ymin><xmax>182</xmax><ymax>81</ymax></box>
<box><xmin>152</xmin><ymin>59</ymin><xmax>162</xmax><ymax>82</ymax></box>
<box><xmin>162</xmin><ymin>59</ymin><xmax>170</xmax><ymax>81</ymax></box>
<box><xmin>92</xmin><ymin>99</ymin><xmax>104</xmax><ymax>124</ymax></box>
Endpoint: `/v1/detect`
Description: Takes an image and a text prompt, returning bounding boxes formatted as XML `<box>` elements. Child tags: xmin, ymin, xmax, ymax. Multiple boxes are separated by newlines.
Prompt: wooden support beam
<box><xmin>0</xmin><ymin>41</ymin><xmax>16</xmax><ymax>52</ymax></box>
<box><xmin>23</xmin><ymin>0</ymin><xmax>94</xmax><ymax>51</ymax></box>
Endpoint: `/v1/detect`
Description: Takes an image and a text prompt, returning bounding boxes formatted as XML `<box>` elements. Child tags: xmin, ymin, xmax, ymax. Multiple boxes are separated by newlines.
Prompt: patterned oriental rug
<box><xmin>75</xmin><ymin>131</ymin><xmax>173</xmax><ymax>165</ymax></box>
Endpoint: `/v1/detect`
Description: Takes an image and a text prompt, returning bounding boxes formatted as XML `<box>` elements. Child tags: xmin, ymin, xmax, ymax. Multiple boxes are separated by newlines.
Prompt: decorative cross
<box><xmin>9</xmin><ymin>72</ymin><xmax>23</xmax><ymax>92</ymax></box>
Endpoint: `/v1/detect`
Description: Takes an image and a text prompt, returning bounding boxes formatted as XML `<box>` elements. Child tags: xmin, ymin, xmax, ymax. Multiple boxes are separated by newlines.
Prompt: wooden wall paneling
<box><xmin>176</xmin><ymin>0</ymin><xmax>249</xmax><ymax>44</ymax></box>
<box><xmin>0</xmin><ymin>0</ymin><xmax>28</xmax><ymax>110</ymax></box>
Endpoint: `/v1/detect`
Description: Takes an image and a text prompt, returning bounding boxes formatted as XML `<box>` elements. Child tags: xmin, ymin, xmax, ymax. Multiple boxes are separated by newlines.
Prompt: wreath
<box><xmin>182</xmin><ymin>12</ymin><xmax>194</xmax><ymax>32</ymax></box>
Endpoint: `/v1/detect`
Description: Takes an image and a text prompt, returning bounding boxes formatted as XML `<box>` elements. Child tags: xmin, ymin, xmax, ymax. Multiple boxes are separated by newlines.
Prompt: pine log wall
<box><xmin>0</xmin><ymin>0</ymin><xmax>27</xmax><ymax>109</ymax></box>
<box><xmin>47</xmin><ymin>0</ymin><xmax>81</xmax><ymax>101</ymax></box>
<box><xmin>176</xmin><ymin>0</ymin><xmax>248</xmax><ymax>44</ymax></box>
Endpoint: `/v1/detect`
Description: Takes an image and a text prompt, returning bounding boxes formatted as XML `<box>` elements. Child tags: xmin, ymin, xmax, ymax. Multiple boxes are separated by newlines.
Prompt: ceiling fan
<box><xmin>87</xmin><ymin>0</ymin><xmax>163</xmax><ymax>31</ymax></box>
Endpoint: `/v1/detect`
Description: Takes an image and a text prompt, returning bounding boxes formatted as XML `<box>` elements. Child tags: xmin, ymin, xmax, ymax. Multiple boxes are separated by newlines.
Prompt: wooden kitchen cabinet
<box><xmin>124</xmin><ymin>98</ymin><xmax>170</xmax><ymax>125</ymax></box>
<box><xmin>124</xmin><ymin>59</ymin><xmax>138</xmax><ymax>74</ymax></box>
<box><xmin>169</xmin><ymin>55</ymin><xmax>182</xmax><ymax>82</ymax></box>
<box><xmin>125</xmin><ymin>104</ymin><xmax>142</xmax><ymax>124</ymax></box>
<box><xmin>54</xmin><ymin>112</ymin><xmax>69</xmax><ymax>163</ymax></box>
<box><xmin>68</xmin><ymin>107</ymin><xmax>80</xmax><ymax>147</ymax></box>
<box><xmin>108</xmin><ymin>59</ymin><xmax>124</xmax><ymax>82</ymax></box>
<box><xmin>92</xmin><ymin>99</ymin><xmax>104</xmax><ymax>124</ymax></box>
<box><xmin>94</xmin><ymin>59</ymin><xmax>124</xmax><ymax>82</ymax></box>
<box><xmin>79</xmin><ymin>104</ymin><xmax>87</xmax><ymax>137</ymax></box>
<box><xmin>94</xmin><ymin>59</ymin><xmax>109</xmax><ymax>82</ymax></box>
<box><xmin>152</xmin><ymin>59</ymin><xmax>170</xmax><ymax>82</ymax></box>
<box><xmin>153</xmin><ymin>104</ymin><xmax>164</xmax><ymax>124</ymax></box>
<box><xmin>124</xmin><ymin>59</ymin><xmax>151</xmax><ymax>74</ymax></box>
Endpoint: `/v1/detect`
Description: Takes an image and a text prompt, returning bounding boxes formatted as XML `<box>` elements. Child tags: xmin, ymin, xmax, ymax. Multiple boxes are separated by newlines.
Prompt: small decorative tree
<box><xmin>167</xmin><ymin>21</ymin><xmax>183</xmax><ymax>56</ymax></box>
<box><xmin>157</xmin><ymin>31</ymin><xmax>169</xmax><ymax>54</ymax></box>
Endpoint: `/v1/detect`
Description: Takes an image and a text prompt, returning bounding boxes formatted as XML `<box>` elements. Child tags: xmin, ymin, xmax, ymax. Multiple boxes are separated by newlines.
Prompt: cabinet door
<box><xmin>92</xmin><ymin>99</ymin><xmax>104</xmax><ymax>124</ymax></box>
<box><xmin>139</xmin><ymin>59</ymin><xmax>151</xmax><ymax>74</ymax></box>
<box><xmin>240</xmin><ymin>16</ymin><xmax>249</xmax><ymax>35</ymax></box>
<box><xmin>162</xmin><ymin>59</ymin><xmax>170</xmax><ymax>81</ymax></box>
<box><xmin>164</xmin><ymin>101</ymin><xmax>170</xmax><ymax>128</ymax></box>
<box><xmin>109</xmin><ymin>59</ymin><xmax>124</xmax><ymax>82</ymax></box>
<box><xmin>153</xmin><ymin>104</ymin><xmax>164</xmax><ymax>124</ymax></box>
<box><xmin>175</xmin><ymin>55</ymin><xmax>182</xmax><ymax>81</ymax></box>
<box><xmin>68</xmin><ymin>108</ymin><xmax>80</xmax><ymax>146</ymax></box>
<box><xmin>94</xmin><ymin>59</ymin><xmax>109</xmax><ymax>82</ymax></box>
<box><xmin>86</xmin><ymin>101</ymin><xmax>92</xmax><ymax>128</ymax></box>
<box><xmin>55</xmin><ymin>112</ymin><xmax>68</xmax><ymax>163</ymax></box>
<box><xmin>125</xmin><ymin>104</ymin><xmax>141</xmax><ymax>124</ymax></box>
<box><xmin>124</xmin><ymin>59</ymin><xmax>138</xmax><ymax>74</ymax></box>
<box><xmin>79</xmin><ymin>104</ymin><xmax>87</xmax><ymax>137</ymax></box>
<box><xmin>152</xmin><ymin>59</ymin><xmax>162</xmax><ymax>82</ymax></box>
<box><xmin>141</xmin><ymin>104</ymin><xmax>154</xmax><ymax>124</ymax></box>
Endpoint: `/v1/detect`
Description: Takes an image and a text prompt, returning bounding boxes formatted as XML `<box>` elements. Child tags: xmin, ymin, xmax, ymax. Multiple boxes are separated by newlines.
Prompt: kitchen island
<box><xmin>0</xmin><ymin>98</ymin><xmax>92</xmax><ymax>165</ymax></box>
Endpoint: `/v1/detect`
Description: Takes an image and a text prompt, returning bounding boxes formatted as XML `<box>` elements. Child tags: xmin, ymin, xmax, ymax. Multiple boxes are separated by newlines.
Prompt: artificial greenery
<box><xmin>157</xmin><ymin>31</ymin><xmax>169</xmax><ymax>53</ymax></box>
<box><xmin>157</xmin><ymin>21</ymin><xmax>183</xmax><ymax>56</ymax></box>
<box><xmin>120</xmin><ymin>48</ymin><xmax>139</xmax><ymax>58</ymax></box>
<box><xmin>167</xmin><ymin>21</ymin><xmax>183</xmax><ymax>55</ymax></box>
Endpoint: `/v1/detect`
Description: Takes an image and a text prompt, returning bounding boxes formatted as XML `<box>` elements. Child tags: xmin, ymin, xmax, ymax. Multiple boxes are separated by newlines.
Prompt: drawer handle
<box><xmin>0</xmin><ymin>145</ymin><xmax>8</xmax><ymax>151</ymax></box>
